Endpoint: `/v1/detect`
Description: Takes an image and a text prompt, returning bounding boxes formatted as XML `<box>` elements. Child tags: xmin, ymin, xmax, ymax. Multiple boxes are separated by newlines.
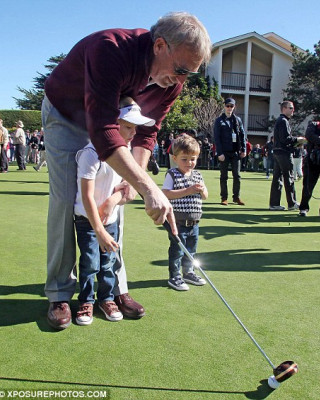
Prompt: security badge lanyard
<box><xmin>232</xmin><ymin>131</ymin><xmax>237</xmax><ymax>143</ymax></box>
<box><xmin>226</xmin><ymin>117</ymin><xmax>237</xmax><ymax>143</ymax></box>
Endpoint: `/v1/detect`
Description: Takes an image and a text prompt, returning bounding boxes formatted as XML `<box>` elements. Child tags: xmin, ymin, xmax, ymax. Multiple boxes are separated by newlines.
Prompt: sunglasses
<box><xmin>174</xmin><ymin>67</ymin><xmax>199</xmax><ymax>76</ymax></box>
<box><xmin>164</xmin><ymin>38</ymin><xmax>200</xmax><ymax>76</ymax></box>
<box><xmin>225</xmin><ymin>104</ymin><xmax>235</xmax><ymax>108</ymax></box>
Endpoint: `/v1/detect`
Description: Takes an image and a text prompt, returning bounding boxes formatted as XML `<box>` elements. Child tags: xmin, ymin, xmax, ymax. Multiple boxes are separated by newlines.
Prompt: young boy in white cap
<box><xmin>74</xmin><ymin>97</ymin><xmax>155</xmax><ymax>325</ymax></box>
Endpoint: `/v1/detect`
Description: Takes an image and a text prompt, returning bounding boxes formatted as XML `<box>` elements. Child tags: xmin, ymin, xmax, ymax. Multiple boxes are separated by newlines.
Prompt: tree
<box><xmin>284</xmin><ymin>42</ymin><xmax>320</xmax><ymax>131</ymax></box>
<box><xmin>160</xmin><ymin>74</ymin><xmax>223</xmax><ymax>138</ymax></box>
<box><xmin>194</xmin><ymin>95</ymin><xmax>223</xmax><ymax>138</ymax></box>
<box><xmin>160</xmin><ymin>86</ymin><xmax>198</xmax><ymax>134</ymax></box>
<box><xmin>14</xmin><ymin>54</ymin><xmax>66</xmax><ymax>110</ymax></box>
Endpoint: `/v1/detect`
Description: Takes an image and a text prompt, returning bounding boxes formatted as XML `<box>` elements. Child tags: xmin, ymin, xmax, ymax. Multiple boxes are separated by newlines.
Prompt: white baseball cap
<box><xmin>118</xmin><ymin>104</ymin><xmax>155</xmax><ymax>126</ymax></box>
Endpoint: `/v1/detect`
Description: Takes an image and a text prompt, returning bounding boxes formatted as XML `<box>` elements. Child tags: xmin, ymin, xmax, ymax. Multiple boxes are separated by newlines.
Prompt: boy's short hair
<box><xmin>172</xmin><ymin>133</ymin><xmax>200</xmax><ymax>156</ymax></box>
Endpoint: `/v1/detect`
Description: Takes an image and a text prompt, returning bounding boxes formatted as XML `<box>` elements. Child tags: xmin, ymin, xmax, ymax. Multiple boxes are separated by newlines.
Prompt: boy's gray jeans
<box><xmin>42</xmin><ymin>96</ymin><xmax>128</xmax><ymax>302</ymax></box>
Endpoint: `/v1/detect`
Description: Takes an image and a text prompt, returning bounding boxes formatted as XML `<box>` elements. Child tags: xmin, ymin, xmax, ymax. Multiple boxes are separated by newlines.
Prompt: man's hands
<box><xmin>144</xmin><ymin>188</ymin><xmax>178</xmax><ymax>236</ymax></box>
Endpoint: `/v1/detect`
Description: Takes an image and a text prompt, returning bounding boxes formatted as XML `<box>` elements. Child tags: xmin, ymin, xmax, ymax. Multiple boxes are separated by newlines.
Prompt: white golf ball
<box><xmin>268</xmin><ymin>375</ymin><xmax>280</xmax><ymax>389</ymax></box>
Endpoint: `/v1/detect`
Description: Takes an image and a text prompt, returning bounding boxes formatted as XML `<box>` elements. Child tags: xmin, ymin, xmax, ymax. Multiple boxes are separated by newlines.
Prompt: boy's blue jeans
<box><xmin>168</xmin><ymin>224</ymin><xmax>199</xmax><ymax>278</ymax></box>
<box><xmin>75</xmin><ymin>217</ymin><xmax>118</xmax><ymax>304</ymax></box>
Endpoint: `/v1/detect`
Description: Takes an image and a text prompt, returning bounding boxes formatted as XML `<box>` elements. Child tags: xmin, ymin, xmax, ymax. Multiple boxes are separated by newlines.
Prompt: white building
<box><xmin>206</xmin><ymin>32</ymin><xmax>306</xmax><ymax>144</ymax></box>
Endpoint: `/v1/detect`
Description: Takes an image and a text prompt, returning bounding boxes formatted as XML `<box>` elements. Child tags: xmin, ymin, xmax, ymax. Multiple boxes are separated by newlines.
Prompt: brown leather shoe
<box><xmin>47</xmin><ymin>302</ymin><xmax>71</xmax><ymax>330</ymax></box>
<box><xmin>221</xmin><ymin>199</ymin><xmax>228</xmax><ymax>206</ymax></box>
<box><xmin>114</xmin><ymin>293</ymin><xmax>145</xmax><ymax>319</ymax></box>
<box><xmin>233</xmin><ymin>198</ymin><xmax>245</xmax><ymax>205</ymax></box>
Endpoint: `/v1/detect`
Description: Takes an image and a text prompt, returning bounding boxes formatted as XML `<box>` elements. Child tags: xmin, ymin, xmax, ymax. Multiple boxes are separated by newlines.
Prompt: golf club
<box><xmin>162</xmin><ymin>220</ymin><xmax>298</xmax><ymax>389</ymax></box>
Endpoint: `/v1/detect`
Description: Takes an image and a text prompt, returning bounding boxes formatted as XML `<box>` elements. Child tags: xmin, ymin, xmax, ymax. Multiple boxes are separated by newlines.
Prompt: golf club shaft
<box><xmin>163</xmin><ymin>220</ymin><xmax>276</xmax><ymax>370</ymax></box>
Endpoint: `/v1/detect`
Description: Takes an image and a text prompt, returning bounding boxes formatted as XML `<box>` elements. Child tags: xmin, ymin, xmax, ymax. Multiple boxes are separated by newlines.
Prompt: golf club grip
<box><xmin>163</xmin><ymin>220</ymin><xmax>181</xmax><ymax>244</ymax></box>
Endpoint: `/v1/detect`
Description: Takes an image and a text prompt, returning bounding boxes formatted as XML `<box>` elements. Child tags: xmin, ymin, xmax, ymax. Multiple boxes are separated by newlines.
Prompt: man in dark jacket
<box><xmin>269</xmin><ymin>101</ymin><xmax>306</xmax><ymax>211</ymax></box>
<box><xmin>214</xmin><ymin>98</ymin><xmax>246</xmax><ymax>205</ymax></box>
<box><xmin>298</xmin><ymin>121</ymin><xmax>320</xmax><ymax>216</ymax></box>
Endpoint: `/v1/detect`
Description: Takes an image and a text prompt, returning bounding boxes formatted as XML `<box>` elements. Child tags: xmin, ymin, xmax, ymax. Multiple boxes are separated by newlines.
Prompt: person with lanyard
<box><xmin>214</xmin><ymin>98</ymin><xmax>246</xmax><ymax>206</ymax></box>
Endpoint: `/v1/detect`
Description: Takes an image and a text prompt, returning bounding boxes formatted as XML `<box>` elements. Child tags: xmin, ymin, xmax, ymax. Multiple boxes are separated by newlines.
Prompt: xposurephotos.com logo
<box><xmin>0</xmin><ymin>390</ymin><xmax>110</xmax><ymax>398</ymax></box>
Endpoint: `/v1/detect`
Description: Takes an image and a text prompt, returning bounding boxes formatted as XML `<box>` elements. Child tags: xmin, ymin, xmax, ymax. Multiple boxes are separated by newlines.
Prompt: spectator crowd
<box><xmin>0</xmin><ymin>116</ymin><xmax>313</xmax><ymax>188</ymax></box>
<box><xmin>0</xmin><ymin>119</ymin><xmax>46</xmax><ymax>173</ymax></box>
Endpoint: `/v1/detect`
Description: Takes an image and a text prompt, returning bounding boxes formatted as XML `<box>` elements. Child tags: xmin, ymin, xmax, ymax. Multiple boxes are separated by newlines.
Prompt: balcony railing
<box><xmin>222</xmin><ymin>72</ymin><xmax>271</xmax><ymax>92</ymax></box>
<box><xmin>250</xmin><ymin>74</ymin><xmax>271</xmax><ymax>92</ymax></box>
<box><xmin>237</xmin><ymin>113</ymin><xmax>270</xmax><ymax>132</ymax></box>
<box><xmin>222</xmin><ymin>72</ymin><xmax>246</xmax><ymax>90</ymax></box>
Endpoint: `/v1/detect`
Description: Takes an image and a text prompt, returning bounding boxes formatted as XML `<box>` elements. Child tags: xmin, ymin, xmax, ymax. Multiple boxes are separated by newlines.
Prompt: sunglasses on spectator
<box><xmin>225</xmin><ymin>104</ymin><xmax>235</xmax><ymax>108</ymax></box>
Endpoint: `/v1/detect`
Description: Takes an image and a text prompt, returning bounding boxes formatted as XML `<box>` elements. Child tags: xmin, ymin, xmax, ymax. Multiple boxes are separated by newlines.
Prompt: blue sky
<box><xmin>1</xmin><ymin>0</ymin><xmax>319</xmax><ymax>110</ymax></box>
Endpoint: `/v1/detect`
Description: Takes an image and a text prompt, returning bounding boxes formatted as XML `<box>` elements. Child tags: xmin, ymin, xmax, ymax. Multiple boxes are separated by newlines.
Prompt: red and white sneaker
<box><xmin>76</xmin><ymin>303</ymin><xmax>93</xmax><ymax>326</ymax></box>
<box><xmin>99</xmin><ymin>301</ymin><xmax>123</xmax><ymax>322</ymax></box>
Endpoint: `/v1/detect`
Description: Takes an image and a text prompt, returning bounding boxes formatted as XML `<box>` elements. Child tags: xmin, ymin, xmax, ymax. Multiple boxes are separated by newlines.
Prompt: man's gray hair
<box><xmin>150</xmin><ymin>11</ymin><xmax>212</xmax><ymax>64</ymax></box>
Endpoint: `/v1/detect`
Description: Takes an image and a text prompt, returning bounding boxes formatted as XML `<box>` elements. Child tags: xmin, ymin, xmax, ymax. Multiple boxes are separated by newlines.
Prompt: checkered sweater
<box><xmin>167</xmin><ymin>168</ymin><xmax>203</xmax><ymax>221</ymax></box>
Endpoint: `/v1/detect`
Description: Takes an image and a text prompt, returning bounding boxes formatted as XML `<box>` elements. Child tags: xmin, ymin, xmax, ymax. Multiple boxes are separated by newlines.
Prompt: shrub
<box><xmin>0</xmin><ymin>109</ymin><xmax>42</xmax><ymax>132</ymax></box>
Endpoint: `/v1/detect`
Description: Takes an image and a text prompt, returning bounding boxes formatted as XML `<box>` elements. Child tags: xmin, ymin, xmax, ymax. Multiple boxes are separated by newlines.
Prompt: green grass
<box><xmin>0</xmin><ymin>164</ymin><xmax>319</xmax><ymax>400</ymax></box>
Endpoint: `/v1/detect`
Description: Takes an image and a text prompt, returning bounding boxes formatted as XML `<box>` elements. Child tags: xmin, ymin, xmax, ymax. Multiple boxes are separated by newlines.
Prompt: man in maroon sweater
<box><xmin>43</xmin><ymin>11</ymin><xmax>211</xmax><ymax>329</ymax></box>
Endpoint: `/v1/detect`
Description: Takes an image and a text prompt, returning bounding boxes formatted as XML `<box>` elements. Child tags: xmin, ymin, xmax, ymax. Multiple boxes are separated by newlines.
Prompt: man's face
<box><xmin>150</xmin><ymin>38</ymin><xmax>203</xmax><ymax>88</ymax></box>
<box><xmin>283</xmin><ymin>103</ymin><xmax>294</xmax><ymax>118</ymax></box>
<box><xmin>224</xmin><ymin>103</ymin><xmax>235</xmax><ymax>117</ymax></box>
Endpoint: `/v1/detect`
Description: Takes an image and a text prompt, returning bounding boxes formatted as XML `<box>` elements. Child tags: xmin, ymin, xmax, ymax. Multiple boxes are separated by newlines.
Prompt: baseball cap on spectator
<box><xmin>224</xmin><ymin>98</ymin><xmax>236</xmax><ymax>105</ymax></box>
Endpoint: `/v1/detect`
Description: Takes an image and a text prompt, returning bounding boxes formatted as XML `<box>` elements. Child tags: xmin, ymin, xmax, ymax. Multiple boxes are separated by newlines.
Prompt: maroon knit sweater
<box><xmin>45</xmin><ymin>28</ymin><xmax>183</xmax><ymax>160</ymax></box>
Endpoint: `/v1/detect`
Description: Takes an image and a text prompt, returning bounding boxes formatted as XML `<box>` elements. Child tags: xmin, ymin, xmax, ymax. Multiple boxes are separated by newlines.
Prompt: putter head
<box><xmin>273</xmin><ymin>361</ymin><xmax>298</xmax><ymax>383</ymax></box>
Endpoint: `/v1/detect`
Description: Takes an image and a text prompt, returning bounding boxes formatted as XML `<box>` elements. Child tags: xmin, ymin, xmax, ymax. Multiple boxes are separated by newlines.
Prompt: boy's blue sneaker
<box><xmin>168</xmin><ymin>276</ymin><xmax>189</xmax><ymax>291</ymax></box>
<box><xmin>183</xmin><ymin>272</ymin><xmax>206</xmax><ymax>286</ymax></box>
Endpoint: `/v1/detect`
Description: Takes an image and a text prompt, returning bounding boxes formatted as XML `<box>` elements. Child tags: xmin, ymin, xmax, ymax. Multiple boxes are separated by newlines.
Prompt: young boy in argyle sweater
<box><xmin>162</xmin><ymin>133</ymin><xmax>208</xmax><ymax>291</ymax></box>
